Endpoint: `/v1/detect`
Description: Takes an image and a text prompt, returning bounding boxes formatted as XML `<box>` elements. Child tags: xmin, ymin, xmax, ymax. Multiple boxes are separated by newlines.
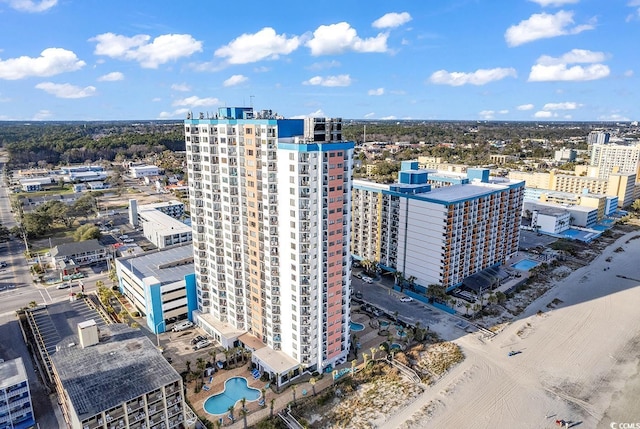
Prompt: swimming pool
<box><xmin>350</xmin><ymin>321</ymin><xmax>365</xmax><ymax>331</ymax></box>
<box><xmin>203</xmin><ymin>377</ymin><xmax>261</xmax><ymax>415</ymax></box>
<box><xmin>390</xmin><ymin>343</ymin><xmax>402</xmax><ymax>350</ymax></box>
<box><xmin>379</xmin><ymin>320</ymin><xmax>390</xmax><ymax>328</ymax></box>
<box><xmin>511</xmin><ymin>259</ymin><xmax>540</xmax><ymax>271</ymax></box>
<box><xmin>396</xmin><ymin>330</ymin><xmax>407</xmax><ymax>338</ymax></box>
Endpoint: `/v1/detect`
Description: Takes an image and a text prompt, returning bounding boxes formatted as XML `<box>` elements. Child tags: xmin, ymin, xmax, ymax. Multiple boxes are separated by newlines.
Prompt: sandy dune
<box><xmin>384</xmin><ymin>231</ymin><xmax>640</xmax><ymax>429</ymax></box>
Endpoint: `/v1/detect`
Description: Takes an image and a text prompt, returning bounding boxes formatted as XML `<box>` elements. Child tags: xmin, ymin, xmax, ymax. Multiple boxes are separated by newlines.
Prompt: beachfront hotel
<box><xmin>351</xmin><ymin>162</ymin><xmax>524</xmax><ymax>290</ymax></box>
<box><xmin>185</xmin><ymin>108</ymin><xmax>354</xmax><ymax>382</ymax></box>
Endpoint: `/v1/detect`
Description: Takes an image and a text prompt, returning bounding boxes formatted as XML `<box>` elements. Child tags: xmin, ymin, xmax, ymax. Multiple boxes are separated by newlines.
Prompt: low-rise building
<box><xmin>19</xmin><ymin>177</ymin><xmax>53</xmax><ymax>192</ymax></box>
<box><xmin>0</xmin><ymin>357</ymin><xmax>35</xmax><ymax>429</ymax></box>
<box><xmin>50</xmin><ymin>240</ymin><xmax>108</xmax><ymax>270</ymax></box>
<box><xmin>130</xmin><ymin>165</ymin><xmax>160</xmax><ymax>178</ymax></box>
<box><xmin>115</xmin><ymin>244</ymin><xmax>197</xmax><ymax>333</ymax></box>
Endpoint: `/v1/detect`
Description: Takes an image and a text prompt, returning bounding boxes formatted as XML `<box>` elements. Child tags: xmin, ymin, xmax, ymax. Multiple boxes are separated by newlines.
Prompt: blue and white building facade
<box><xmin>351</xmin><ymin>162</ymin><xmax>524</xmax><ymax>290</ymax></box>
<box><xmin>0</xmin><ymin>358</ymin><xmax>35</xmax><ymax>429</ymax></box>
<box><xmin>115</xmin><ymin>245</ymin><xmax>198</xmax><ymax>333</ymax></box>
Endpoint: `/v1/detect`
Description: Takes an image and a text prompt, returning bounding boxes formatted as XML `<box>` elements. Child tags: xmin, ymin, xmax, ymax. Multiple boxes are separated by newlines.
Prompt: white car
<box><xmin>119</xmin><ymin>235</ymin><xmax>129</xmax><ymax>240</ymax></box>
<box><xmin>400</xmin><ymin>297</ymin><xmax>414</xmax><ymax>303</ymax></box>
<box><xmin>361</xmin><ymin>276</ymin><xmax>373</xmax><ymax>284</ymax></box>
<box><xmin>193</xmin><ymin>340</ymin><xmax>211</xmax><ymax>350</ymax></box>
<box><xmin>123</xmin><ymin>238</ymin><xmax>134</xmax><ymax>243</ymax></box>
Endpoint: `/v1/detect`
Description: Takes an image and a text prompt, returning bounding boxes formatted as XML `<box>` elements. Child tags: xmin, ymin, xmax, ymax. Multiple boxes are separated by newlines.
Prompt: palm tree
<box><xmin>309</xmin><ymin>378</ymin><xmax>317</xmax><ymax>396</ymax></box>
<box><xmin>185</xmin><ymin>360</ymin><xmax>191</xmax><ymax>375</ymax></box>
<box><xmin>464</xmin><ymin>302</ymin><xmax>471</xmax><ymax>315</ymax></box>
<box><xmin>370</xmin><ymin>347</ymin><xmax>377</xmax><ymax>361</ymax></box>
<box><xmin>196</xmin><ymin>358</ymin><xmax>206</xmax><ymax>387</ymax></box>
<box><xmin>291</xmin><ymin>385</ymin><xmax>297</xmax><ymax>404</ymax></box>
<box><xmin>227</xmin><ymin>404</ymin><xmax>235</xmax><ymax>422</ymax></box>
<box><xmin>394</xmin><ymin>271</ymin><xmax>405</xmax><ymax>291</ymax></box>
<box><xmin>240</xmin><ymin>397</ymin><xmax>247</xmax><ymax>412</ymax></box>
<box><xmin>269</xmin><ymin>398</ymin><xmax>275</xmax><ymax>418</ymax></box>
<box><xmin>407</xmin><ymin>276</ymin><xmax>417</xmax><ymax>292</ymax></box>
<box><xmin>240</xmin><ymin>409</ymin><xmax>248</xmax><ymax>429</ymax></box>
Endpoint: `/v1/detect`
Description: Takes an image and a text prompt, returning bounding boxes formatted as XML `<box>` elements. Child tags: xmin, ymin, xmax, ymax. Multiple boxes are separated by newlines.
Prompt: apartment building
<box><xmin>51</xmin><ymin>323</ymin><xmax>188</xmax><ymax>429</ymax></box>
<box><xmin>185</xmin><ymin>108</ymin><xmax>354</xmax><ymax>381</ymax></box>
<box><xmin>509</xmin><ymin>169</ymin><xmax>636</xmax><ymax>208</ymax></box>
<box><xmin>0</xmin><ymin>357</ymin><xmax>35</xmax><ymax>429</ymax></box>
<box><xmin>589</xmin><ymin>143</ymin><xmax>640</xmax><ymax>180</ymax></box>
<box><xmin>351</xmin><ymin>162</ymin><xmax>524</xmax><ymax>290</ymax></box>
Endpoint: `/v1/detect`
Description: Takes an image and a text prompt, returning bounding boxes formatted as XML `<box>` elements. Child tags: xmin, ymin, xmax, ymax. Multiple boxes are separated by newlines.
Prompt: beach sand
<box><xmin>382</xmin><ymin>230</ymin><xmax>640</xmax><ymax>429</ymax></box>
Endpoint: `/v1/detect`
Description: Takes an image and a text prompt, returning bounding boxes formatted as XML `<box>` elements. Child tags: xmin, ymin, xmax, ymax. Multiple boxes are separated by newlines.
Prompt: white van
<box><xmin>172</xmin><ymin>320</ymin><xmax>194</xmax><ymax>332</ymax></box>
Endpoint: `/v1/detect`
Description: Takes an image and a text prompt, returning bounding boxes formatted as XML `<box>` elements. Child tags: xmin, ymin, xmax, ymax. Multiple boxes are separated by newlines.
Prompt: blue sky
<box><xmin>0</xmin><ymin>0</ymin><xmax>638</xmax><ymax>122</ymax></box>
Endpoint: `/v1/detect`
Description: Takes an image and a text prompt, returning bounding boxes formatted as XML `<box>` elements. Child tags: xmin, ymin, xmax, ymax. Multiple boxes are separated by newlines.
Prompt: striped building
<box><xmin>352</xmin><ymin>162</ymin><xmax>524</xmax><ymax>290</ymax></box>
<box><xmin>185</xmin><ymin>108</ymin><xmax>354</xmax><ymax>382</ymax></box>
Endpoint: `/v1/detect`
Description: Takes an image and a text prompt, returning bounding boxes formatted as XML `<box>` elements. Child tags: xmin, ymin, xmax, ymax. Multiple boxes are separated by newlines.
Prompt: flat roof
<box><xmin>198</xmin><ymin>312</ymin><xmax>245</xmax><ymax>338</ymax></box>
<box><xmin>139</xmin><ymin>210</ymin><xmax>191</xmax><ymax>233</ymax></box>
<box><xmin>51</xmin><ymin>324</ymin><xmax>180</xmax><ymax>420</ymax></box>
<box><xmin>119</xmin><ymin>244</ymin><xmax>193</xmax><ymax>284</ymax></box>
<box><xmin>253</xmin><ymin>347</ymin><xmax>299</xmax><ymax>375</ymax></box>
<box><xmin>0</xmin><ymin>357</ymin><xmax>28</xmax><ymax>389</ymax></box>
<box><xmin>139</xmin><ymin>200</ymin><xmax>183</xmax><ymax>210</ymax></box>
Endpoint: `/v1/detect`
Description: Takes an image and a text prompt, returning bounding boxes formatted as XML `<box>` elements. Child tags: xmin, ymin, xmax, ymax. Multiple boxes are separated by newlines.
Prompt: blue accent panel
<box><xmin>398</xmin><ymin>170</ymin><xmax>428</xmax><ymax>185</ymax></box>
<box><xmin>429</xmin><ymin>175</ymin><xmax>467</xmax><ymax>185</ymax></box>
<box><xmin>401</xmin><ymin>160</ymin><xmax>419</xmax><ymax>171</ymax></box>
<box><xmin>13</xmin><ymin>416</ymin><xmax>36</xmax><ymax>429</ymax></box>
<box><xmin>275</xmin><ymin>119</ymin><xmax>304</xmax><ymax>137</ymax></box>
<box><xmin>185</xmin><ymin>273</ymin><xmax>197</xmax><ymax>322</ymax></box>
<box><xmin>145</xmin><ymin>281</ymin><xmax>164</xmax><ymax>334</ymax></box>
<box><xmin>218</xmin><ymin>107</ymin><xmax>253</xmax><ymax>119</ymax></box>
<box><xmin>392</xmin><ymin>286</ymin><xmax>456</xmax><ymax>314</ymax></box>
<box><xmin>277</xmin><ymin>141</ymin><xmax>355</xmax><ymax>152</ymax></box>
<box><xmin>467</xmin><ymin>168</ymin><xmax>490</xmax><ymax>183</ymax></box>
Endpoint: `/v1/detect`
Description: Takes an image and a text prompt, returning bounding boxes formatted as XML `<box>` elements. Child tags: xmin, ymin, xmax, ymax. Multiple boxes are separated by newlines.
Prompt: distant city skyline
<box><xmin>0</xmin><ymin>0</ymin><xmax>638</xmax><ymax>122</ymax></box>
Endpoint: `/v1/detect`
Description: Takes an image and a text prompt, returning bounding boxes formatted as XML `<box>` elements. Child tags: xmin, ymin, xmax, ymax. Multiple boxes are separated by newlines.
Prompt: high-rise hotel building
<box><xmin>352</xmin><ymin>162</ymin><xmax>524</xmax><ymax>290</ymax></box>
<box><xmin>185</xmin><ymin>108</ymin><xmax>354</xmax><ymax>379</ymax></box>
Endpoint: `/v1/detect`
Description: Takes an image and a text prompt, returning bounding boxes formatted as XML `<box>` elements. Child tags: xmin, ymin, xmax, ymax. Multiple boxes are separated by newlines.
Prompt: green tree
<box><xmin>73</xmin><ymin>223</ymin><xmax>101</xmax><ymax>241</ymax></box>
<box><xmin>22</xmin><ymin>211</ymin><xmax>52</xmax><ymax>237</ymax></box>
<box><xmin>72</xmin><ymin>193</ymin><xmax>97</xmax><ymax>219</ymax></box>
<box><xmin>426</xmin><ymin>284</ymin><xmax>447</xmax><ymax>303</ymax></box>
<box><xmin>632</xmin><ymin>199</ymin><xmax>640</xmax><ymax>212</ymax></box>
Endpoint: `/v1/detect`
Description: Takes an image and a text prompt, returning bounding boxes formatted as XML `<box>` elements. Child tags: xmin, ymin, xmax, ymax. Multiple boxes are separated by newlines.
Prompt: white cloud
<box><xmin>97</xmin><ymin>71</ymin><xmax>124</xmax><ymax>82</ymax></box>
<box><xmin>626</xmin><ymin>0</ymin><xmax>640</xmax><ymax>22</ymax></box>
<box><xmin>4</xmin><ymin>0</ymin><xmax>57</xmax><ymax>13</ymax></box>
<box><xmin>223</xmin><ymin>74</ymin><xmax>248</xmax><ymax>87</ymax></box>
<box><xmin>307</xmin><ymin>60</ymin><xmax>341</xmax><ymax>71</ymax></box>
<box><xmin>306</xmin><ymin>22</ymin><xmax>388</xmax><ymax>56</ymax></box>
<box><xmin>536</xmin><ymin>49</ymin><xmax>607</xmax><ymax>65</ymax></box>
<box><xmin>505</xmin><ymin>11</ymin><xmax>595</xmax><ymax>47</ymax></box>
<box><xmin>368</xmin><ymin>87</ymin><xmax>384</xmax><ymax>96</ymax></box>
<box><xmin>499</xmin><ymin>109</ymin><xmax>509</xmax><ymax>114</ymax></box>
<box><xmin>534</xmin><ymin>111</ymin><xmax>555</xmax><ymax>118</ymax></box>
<box><xmin>529</xmin><ymin>63</ymin><xmax>610</xmax><ymax>81</ymax></box>
<box><xmin>90</xmin><ymin>33</ymin><xmax>203</xmax><ymax>68</ymax></box>
<box><xmin>158</xmin><ymin>108</ymin><xmax>190</xmax><ymax>119</ymax></box>
<box><xmin>215</xmin><ymin>27</ymin><xmax>300</xmax><ymax>64</ymax></box>
<box><xmin>429</xmin><ymin>67</ymin><xmax>517</xmax><ymax>86</ymax></box>
<box><xmin>529</xmin><ymin>0</ymin><xmax>578</xmax><ymax>6</ymax></box>
<box><xmin>364</xmin><ymin>112</ymin><xmax>375</xmax><ymax>119</ymax></box>
<box><xmin>33</xmin><ymin>109</ymin><xmax>53</xmax><ymax>120</ymax></box>
<box><xmin>152</xmin><ymin>97</ymin><xmax>162</xmax><ymax>102</ymax></box>
<box><xmin>381</xmin><ymin>115</ymin><xmax>397</xmax><ymax>120</ymax></box>
<box><xmin>253</xmin><ymin>66</ymin><xmax>271</xmax><ymax>73</ymax></box>
<box><xmin>171</xmin><ymin>83</ymin><xmax>190</xmax><ymax>92</ymax></box>
<box><xmin>598</xmin><ymin>113</ymin><xmax>630</xmax><ymax>121</ymax></box>
<box><xmin>517</xmin><ymin>103</ymin><xmax>535</xmax><ymax>111</ymax></box>
<box><xmin>372</xmin><ymin>12</ymin><xmax>412</xmax><ymax>29</ymax></box>
<box><xmin>624</xmin><ymin>69</ymin><xmax>634</xmax><ymax>77</ymax></box>
<box><xmin>303</xmin><ymin>74</ymin><xmax>352</xmax><ymax>87</ymax></box>
<box><xmin>528</xmin><ymin>49</ymin><xmax>610</xmax><ymax>82</ymax></box>
<box><xmin>172</xmin><ymin>96</ymin><xmax>220</xmax><ymax>107</ymax></box>
<box><xmin>479</xmin><ymin>110</ymin><xmax>495</xmax><ymax>119</ymax></box>
<box><xmin>35</xmin><ymin>82</ymin><xmax>96</xmax><ymax>98</ymax></box>
<box><xmin>542</xmin><ymin>101</ymin><xmax>581</xmax><ymax>110</ymax></box>
<box><xmin>290</xmin><ymin>109</ymin><xmax>326</xmax><ymax>119</ymax></box>
<box><xmin>0</xmin><ymin>48</ymin><xmax>85</xmax><ymax>80</ymax></box>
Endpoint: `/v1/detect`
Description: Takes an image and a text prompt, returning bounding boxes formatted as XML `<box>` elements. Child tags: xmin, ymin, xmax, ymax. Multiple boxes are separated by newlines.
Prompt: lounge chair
<box><xmin>202</xmin><ymin>385</ymin><xmax>210</xmax><ymax>391</ymax></box>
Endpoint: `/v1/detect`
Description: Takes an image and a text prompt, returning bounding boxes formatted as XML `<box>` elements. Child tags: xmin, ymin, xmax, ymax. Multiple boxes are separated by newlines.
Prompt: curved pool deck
<box><xmin>203</xmin><ymin>376</ymin><xmax>261</xmax><ymax>415</ymax></box>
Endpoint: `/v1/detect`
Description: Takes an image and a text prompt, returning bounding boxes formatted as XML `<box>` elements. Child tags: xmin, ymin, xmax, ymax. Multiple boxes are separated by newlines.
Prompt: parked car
<box><xmin>400</xmin><ymin>297</ymin><xmax>414</xmax><ymax>303</ymax></box>
<box><xmin>193</xmin><ymin>340</ymin><xmax>211</xmax><ymax>350</ymax></box>
<box><xmin>118</xmin><ymin>235</ymin><xmax>129</xmax><ymax>240</ymax></box>
<box><xmin>123</xmin><ymin>238</ymin><xmax>134</xmax><ymax>243</ymax></box>
<box><xmin>172</xmin><ymin>320</ymin><xmax>194</xmax><ymax>332</ymax></box>
<box><xmin>56</xmin><ymin>283</ymin><xmax>71</xmax><ymax>289</ymax></box>
<box><xmin>361</xmin><ymin>276</ymin><xmax>373</xmax><ymax>284</ymax></box>
<box><xmin>0</xmin><ymin>262</ymin><xmax>7</xmax><ymax>268</ymax></box>
<box><xmin>355</xmin><ymin>273</ymin><xmax>363</xmax><ymax>279</ymax></box>
<box><xmin>191</xmin><ymin>335</ymin><xmax>206</xmax><ymax>345</ymax></box>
